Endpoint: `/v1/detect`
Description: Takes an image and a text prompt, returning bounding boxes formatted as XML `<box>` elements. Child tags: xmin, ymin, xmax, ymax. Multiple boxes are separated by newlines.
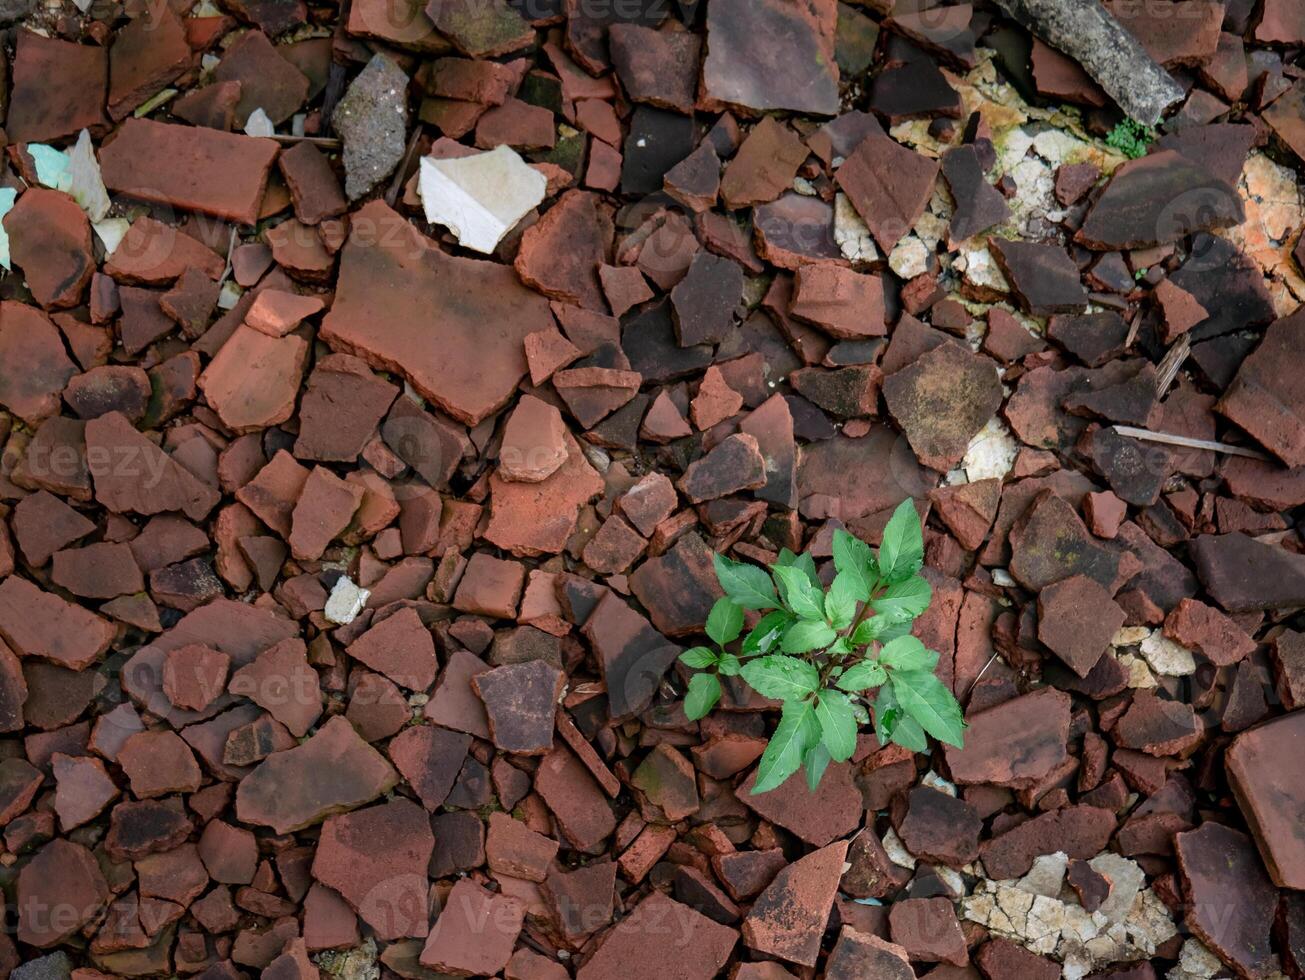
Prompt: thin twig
<box><xmin>268</xmin><ymin>135</ymin><xmax>343</xmax><ymax>149</ymax></box>
<box><xmin>1112</xmin><ymin>425</ymin><xmax>1272</xmax><ymax>460</ymax></box>
<box><xmin>1155</xmin><ymin>334</ymin><xmax>1190</xmax><ymax>397</ymax></box>
<box><xmin>964</xmin><ymin>652</ymin><xmax>1002</xmax><ymax>706</ymax></box>
<box><xmin>217</xmin><ymin>225</ymin><xmax>239</xmax><ymax>287</ymax></box>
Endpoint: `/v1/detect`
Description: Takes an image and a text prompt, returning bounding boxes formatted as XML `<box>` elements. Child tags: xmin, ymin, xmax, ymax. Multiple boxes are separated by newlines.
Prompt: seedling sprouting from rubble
<box><xmin>679</xmin><ymin>499</ymin><xmax>966</xmax><ymax>794</ymax></box>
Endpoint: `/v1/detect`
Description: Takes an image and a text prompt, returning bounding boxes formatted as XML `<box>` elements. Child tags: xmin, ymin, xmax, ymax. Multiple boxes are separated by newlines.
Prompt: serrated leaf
<box><xmin>815</xmin><ymin>689</ymin><xmax>857</xmax><ymax>762</ymax></box>
<box><xmin>772</xmin><ymin>565</ymin><xmax>825</xmax><ymax>621</ymax></box>
<box><xmin>780</xmin><ymin>619</ymin><xmax>838</xmax><ymax>654</ymax></box>
<box><xmin>706</xmin><ymin>597</ymin><xmax>744</xmax><ymax>646</ymax></box>
<box><xmin>742</xmin><ymin>610</ymin><xmax>792</xmax><ymax>655</ymax></box>
<box><xmin>714</xmin><ymin>554</ymin><xmax>778</xmax><ymax>610</ymax></box>
<box><xmin>827</xmin><ymin>636</ymin><xmax>854</xmax><ymax>656</ymax></box>
<box><xmin>851</xmin><ymin>617</ymin><xmax>883</xmax><ymax>646</ymax></box>
<box><xmin>874</xmin><ymin>619</ymin><xmax>913</xmax><ymax>642</ymax></box>
<box><xmin>832</xmin><ymin>528</ymin><xmax>875</xmax><ymax>601</ymax></box>
<box><xmin>741</xmin><ymin>654</ymin><xmax>820</xmax><ymax>701</ymax></box>
<box><xmin>878</xmin><ymin>498</ymin><xmax>924</xmax><ymax>583</ymax></box>
<box><xmin>684</xmin><ymin>672</ymin><xmax>721</xmax><ymax>720</ymax></box>
<box><xmin>717</xmin><ymin>652</ymin><xmax>741</xmax><ymax>676</ymax></box>
<box><xmin>837</xmin><ymin>659</ymin><xmax>888</xmax><ymax>692</ymax></box>
<box><xmin>890</xmin><ymin>669</ymin><xmax>966</xmax><ymax>748</ymax></box>
<box><xmin>878</xmin><ymin>635</ymin><xmax>937</xmax><ymax>673</ymax></box>
<box><xmin>873</xmin><ymin>684</ymin><xmax>901</xmax><ymax>744</ymax></box>
<box><xmin>804</xmin><ymin>741</ymin><xmax>831</xmax><ymax>792</ymax></box>
<box><xmin>777</xmin><ymin>549</ymin><xmax>821</xmax><ymax>588</ymax></box>
<box><xmin>752</xmin><ymin>699</ymin><xmax>819</xmax><ymax>794</ymax></box>
<box><xmin>873</xmin><ymin>575</ymin><xmax>932</xmax><ymax>623</ymax></box>
<box><xmin>889</xmin><ymin>713</ymin><xmax>928</xmax><ymax>752</ymax></box>
<box><xmin>825</xmin><ymin>571</ymin><xmax>860</xmax><ymax>630</ymax></box>
<box><xmin>679</xmin><ymin>646</ymin><xmax>717</xmax><ymax>669</ymax></box>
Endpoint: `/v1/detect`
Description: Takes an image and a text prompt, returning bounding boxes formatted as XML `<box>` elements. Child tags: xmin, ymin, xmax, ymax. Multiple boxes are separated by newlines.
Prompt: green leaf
<box><xmin>706</xmin><ymin>597</ymin><xmax>744</xmax><ymax>646</ymax></box>
<box><xmin>851</xmin><ymin>617</ymin><xmax>882</xmax><ymax>646</ymax></box>
<box><xmin>714</xmin><ymin>554</ymin><xmax>778</xmax><ymax>610</ymax></box>
<box><xmin>777</xmin><ymin>549</ymin><xmax>821</xmax><ymax>588</ymax></box>
<box><xmin>684</xmin><ymin>672</ymin><xmax>721</xmax><ymax>720</ymax></box>
<box><xmin>837</xmin><ymin>659</ymin><xmax>888</xmax><ymax>692</ymax></box>
<box><xmin>780</xmin><ymin>619</ymin><xmax>838</xmax><ymax>654</ymax></box>
<box><xmin>878</xmin><ymin>499</ymin><xmax>924</xmax><ymax>583</ymax></box>
<box><xmin>874</xmin><ymin>619</ymin><xmax>914</xmax><ymax>642</ymax></box>
<box><xmin>772</xmin><ymin>565</ymin><xmax>825</xmax><ymax>621</ymax></box>
<box><xmin>827</xmin><ymin>636</ymin><xmax>854</xmax><ymax>657</ymax></box>
<box><xmin>889</xmin><ymin>713</ymin><xmax>929</xmax><ymax>752</ymax></box>
<box><xmin>832</xmin><ymin>528</ymin><xmax>876</xmax><ymax>601</ymax></box>
<box><xmin>679</xmin><ymin>646</ymin><xmax>717</xmax><ymax>669</ymax></box>
<box><xmin>825</xmin><ymin>571</ymin><xmax>860</xmax><ymax>630</ymax></box>
<box><xmin>873</xmin><ymin>575</ymin><xmax>932</xmax><ymax>623</ymax></box>
<box><xmin>878</xmin><ymin>635</ymin><xmax>937</xmax><ymax>673</ymax></box>
<box><xmin>873</xmin><ymin>684</ymin><xmax>901</xmax><ymax>744</ymax></box>
<box><xmin>752</xmin><ymin>700</ymin><xmax>820</xmax><ymax>794</ymax></box>
<box><xmin>815</xmin><ymin>689</ymin><xmax>857</xmax><ymax>762</ymax></box>
<box><xmin>804</xmin><ymin>741</ymin><xmax>831</xmax><ymax>792</ymax></box>
<box><xmin>890</xmin><ymin>669</ymin><xmax>967</xmax><ymax>748</ymax></box>
<box><xmin>741</xmin><ymin>655</ymin><xmax>820</xmax><ymax>701</ymax></box>
<box><xmin>742</xmin><ymin>610</ymin><xmax>793</xmax><ymax>656</ymax></box>
<box><xmin>717</xmin><ymin>653</ymin><xmax>741</xmax><ymax>677</ymax></box>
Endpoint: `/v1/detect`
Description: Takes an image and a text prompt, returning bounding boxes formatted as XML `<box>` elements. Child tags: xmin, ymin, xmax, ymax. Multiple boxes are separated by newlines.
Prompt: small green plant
<box><xmin>680</xmin><ymin>500</ymin><xmax>966</xmax><ymax>794</ymax></box>
<box><xmin>1105</xmin><ymin>118</ymin><xmax>1155</xmax><ymax>160</ymax></box>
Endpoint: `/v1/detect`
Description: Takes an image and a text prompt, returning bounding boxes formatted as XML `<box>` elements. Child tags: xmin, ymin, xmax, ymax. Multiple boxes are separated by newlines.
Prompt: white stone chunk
<box><xmin>324</xmin><ymin>576</ymin><xmax>370</xmax><ymax>625</ymax></box>
<box><xmin>419</xmin><ymin>145</ymin><xmax>546</xmax><ymax>254</ymax></box>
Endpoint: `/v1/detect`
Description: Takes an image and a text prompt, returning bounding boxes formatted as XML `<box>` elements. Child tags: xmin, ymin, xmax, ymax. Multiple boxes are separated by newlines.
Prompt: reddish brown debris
<box><xmin>0</xmin><ymin>4</ymin><xmax>1302</xmax><ymax>977</ymax></box>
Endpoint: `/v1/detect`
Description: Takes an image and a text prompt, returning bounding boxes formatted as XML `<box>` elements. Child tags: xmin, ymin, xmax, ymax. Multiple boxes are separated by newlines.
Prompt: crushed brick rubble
<box><xmin>0</xmin><ymin>0</ymin><xmax>1302</xmax><ymax>978</ymax></box>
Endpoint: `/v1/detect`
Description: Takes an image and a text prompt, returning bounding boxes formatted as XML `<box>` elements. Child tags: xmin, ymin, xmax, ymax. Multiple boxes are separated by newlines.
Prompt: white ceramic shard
<box><xmin>418</xmin><ymin>145</ymin><xmax>546</xmax><ymax>254</ymax></box>
<box><xmin>324</xmin><ymin>575</ymin><xmax>370</xmax><ymax>625</ymax></box>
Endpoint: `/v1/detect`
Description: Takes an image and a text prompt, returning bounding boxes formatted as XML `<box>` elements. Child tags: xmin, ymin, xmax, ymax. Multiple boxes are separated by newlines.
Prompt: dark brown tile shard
<box><xmin>702</xmin><ymin>0</ymin><xmax>840</xmax><ymax>116</ymax></box>
<box><xmin>837</xmin><ymin>133</ymin><xmax>940</xmax><ymax>253</ymax></box>
<box><xmin>743</xmin><ymin>840</ymin><xmax>848</xmax><ymax>967</ymax></box>
<box><xmin>989</xmin><ymin>238</ymin><xmax>1089</xmax><ymax>315</ymax></box>
<box><xmin>1175</xmin><ymin>822</ymin><xmax>1278</xmax><ymax>979</ymax></box>
<box><xmin>883</xmin><ymin>341</ymin><xmax>1002</xmax><ymax>471</ymax></box>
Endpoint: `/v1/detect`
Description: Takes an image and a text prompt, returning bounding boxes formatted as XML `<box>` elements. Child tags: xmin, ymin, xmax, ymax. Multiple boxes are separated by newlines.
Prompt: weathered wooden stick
<box><xmin>994</xmin><ymin>0</ymin><xmax>1185</xmax><ymax>125</ymax></box>
<box><xmin>1113</xmin><ymin>426</ymin><xmax>1272</xmax><ymax>460</ymax></box>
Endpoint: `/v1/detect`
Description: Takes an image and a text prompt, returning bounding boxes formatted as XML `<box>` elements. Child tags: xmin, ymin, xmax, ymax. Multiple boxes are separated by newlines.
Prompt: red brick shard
<box><xmin>1226</xmin><ymin>711</ymin><xmax>1305</xmax><ymax>890</ymax></box>
<box><xmin>420</xmin><ymin>877</ymin><xmax>525</xmax><ymax>976</ymax></box>
<box><xmin>473</xmin><ymin>659</ymin><xmax>564</xmax><ymax>755</ymax></box>
<box><xmin>944</xmin><ymin>687</ymin><xmax>1070</xmax><ymax>787</ymax></box>
<box><xmin>17</xmin><ymin>839</ymin><xmax>110</xmax><ymax>948</ymax></box>
<box><xmin>0</xmin><ymin>576</ymin><xmax>114</xmax><ymax>670</ymax></box>
<box><xmin>743</xmin><ymin>840</ymin><xmax>849</xmax><ymax>966</ymax></box>
<box><xmin>1037</xmin><ymin>574</ymin><xmax>1126</xmax><ymax>678</ymax></box>
<box><xmin>836</xmin><ymin>133</ymin><xmax>940</xmax><ymax>253</ymax></box>
<box><xmin>287</xmin><ymin>465</ymin><xmax>364</xmax><ymax>561</ymax></box>
<box><xmin>228</xmin><ymin>637</ymin><xmax>323</xmax><ymax>738</ymax></box>
<box><xmin>84</xmin><ymin>411</ymin><xmax>221</xmax><ymax>522</ymax></box>
<box><xmin>577</xmin><ymin>891</ymin><xmax>738</xmax><ymax>979</ymax></box>
<box><xmin>99</xmin><ymin>118</ymin><xmax>279</xmax><ymax>226</ymax></box>
<box><xmin>312</xmin><ymin>799</ymin><xmax>434</xmax><ymax>940</ymax></box>
<box><xmin>346</xmin><ymin>607</ymin><xmax>438</xmax><ymax>691</ymax></box>
<box><xmin>1216</xmin><ymin>309</ymin><xmax>1305</xmax><ymax>467</ymax></box>
<box><xmin>4</xmin><ymin>189</ymin><xmax>95</xmax><ymax>311</ymax></box>
<box><xmin>236</xmin><ymin>715</ymin><xmax>399</xmax><ymax>833</ymax></box>
<box><xmin>702</xmin><ymin>0</ymin><xmax>839</xmax><ymax>116</ymax></box>
<box><xmin>0</xmin><ymin>302</ymin><xmax>79</xmax><ymax>424</ymax></box>
<box><xmin>321</xmin><ymin>200</ymin><xmax>552</xmax><ymax>426</ymax></box>
<box><xmin>199</xmin><ymin>325</ymin><xmax>309</xmax><ymax>434</ymax></box>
